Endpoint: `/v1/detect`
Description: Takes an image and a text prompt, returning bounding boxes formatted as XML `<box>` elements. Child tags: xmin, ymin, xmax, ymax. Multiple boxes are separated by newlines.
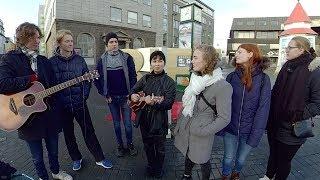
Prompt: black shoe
<box><xmin>181</xmin><ymin>174</ymin><xmax>192</xmax><ymax>180</ymax></box>
<box><xmin>154</xmin><ymin>170</ymin><xmax>164</xmax><ymax>179</ymax></box>
<box><xmin>115</xmin><ymin>145</ymin><xmax>125</xmax><ymax>157</ymax></box>
<box><xmin>145</xmin><ymin>165</ymin><xmax>154</xmax><ymax>177</ymax></box>
<box><xmin>128</xmin><ymin>143</ymin><xmax>138</xmax><ymax>156</ymax></box>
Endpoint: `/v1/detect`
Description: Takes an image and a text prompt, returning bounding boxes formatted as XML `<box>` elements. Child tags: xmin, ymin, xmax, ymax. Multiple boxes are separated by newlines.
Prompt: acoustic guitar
<box><xmin>0</xmin><ymin>70</ymin><xmax>99</xmax><ymax>132</ymax></box>
<box><xmin>129</xmin><ymin>91</ymin><xmax>164</xmax><ymax>112</ymax></box>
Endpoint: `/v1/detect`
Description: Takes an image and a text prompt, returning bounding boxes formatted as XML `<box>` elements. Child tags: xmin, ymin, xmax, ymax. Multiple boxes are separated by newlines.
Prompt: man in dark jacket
<box><xmin>50</xmin><ymin>29</ymin><xmax>112</xmax><ymax>171</ymax></box>
<box><xmin>0</xmin><ymin>22</ymin><xmax>72</xmax><ymax>180</ymax></box>
<box><xmin>95</xmin><ymin>32</ymin><xmax>138</xmax><ymax>157</ymax></box>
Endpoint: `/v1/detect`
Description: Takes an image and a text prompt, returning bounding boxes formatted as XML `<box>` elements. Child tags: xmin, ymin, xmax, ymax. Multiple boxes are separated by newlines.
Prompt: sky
<box><xmin>0</xmin><ymin>0</ymin><xmax>319</xmax><ymax>50</ymax></box>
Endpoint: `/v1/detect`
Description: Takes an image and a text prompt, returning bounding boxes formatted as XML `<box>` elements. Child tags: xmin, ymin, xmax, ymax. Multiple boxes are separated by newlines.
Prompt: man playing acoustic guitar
<box><xmin>130</xmin><ymin>51</ymin><xmax>176</xmax><ymax>178</ymax></box>
<box><xmin>0</xmin><ymin>22</ymin><xmax>72</xmax><ymax>180</ymax></box>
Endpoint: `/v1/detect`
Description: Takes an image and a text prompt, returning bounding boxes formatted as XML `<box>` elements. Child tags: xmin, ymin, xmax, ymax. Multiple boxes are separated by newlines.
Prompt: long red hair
<box><xmin>235</xmin><ymin>44</ymin><xmax>263</xmax><ymax>90</ymax></box>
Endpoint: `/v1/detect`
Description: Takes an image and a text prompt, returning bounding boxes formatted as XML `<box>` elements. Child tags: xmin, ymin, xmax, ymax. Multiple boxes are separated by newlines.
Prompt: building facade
<box><xmin>227</xmin><ymin>16</ymin><xmax>320</xmax><ymax>63</ymax></box>
<box><xmin>0</xmin><ymin>19</ymin><xmax>6</xmax><ymax>54</ymax></box>
<box><xmin>164</xmin><ymin>0</ymin><xmax>214</xmax><ymax>48</ymax></box>
<box><xmin>43</xmin><ymin>0</ymin><xmax>214</xmax><ymax>64</ymax></box>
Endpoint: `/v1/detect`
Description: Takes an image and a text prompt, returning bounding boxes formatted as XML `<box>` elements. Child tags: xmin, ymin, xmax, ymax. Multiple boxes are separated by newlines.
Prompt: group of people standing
<box><xmin>0</xmin><ymin>21</ymin><xmax>319</xmax><ymax>180</ymax></box>
<box><xmin>174</xmin><ymin>37</ymin><xmax>320</xmax><ymax>180</ymax></box>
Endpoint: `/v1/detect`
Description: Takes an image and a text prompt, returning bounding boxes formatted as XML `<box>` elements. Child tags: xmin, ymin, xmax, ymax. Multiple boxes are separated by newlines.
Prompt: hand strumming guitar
<box><xmin>131</xmin><ymin>94</ymin><xmax>140</xmax><ymax>102</ymax></box>
<box><xmin>145</xmin><ymin>94</ymin><xmax>155</xmax><ymax>105</ymax></box>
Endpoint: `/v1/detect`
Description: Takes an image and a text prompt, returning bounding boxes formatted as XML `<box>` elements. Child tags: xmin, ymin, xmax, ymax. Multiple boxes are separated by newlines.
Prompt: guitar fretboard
<box><xmin>36</xmin><ymin>76</ymin><xmax>86</xmax><ymax>99</ymax></box>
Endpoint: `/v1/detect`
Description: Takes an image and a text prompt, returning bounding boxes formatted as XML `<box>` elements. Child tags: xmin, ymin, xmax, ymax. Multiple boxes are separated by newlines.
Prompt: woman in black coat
<box><xmin>130</xmin><ymin>51</ymin><xmax>176</xmax><ymax>178</ymax></box>
<box><xmin>260</xmin><ymin>36</ymin><xmax>320</xmax><ymax>180</ymax></box>
<box><xmin>0</xmin><ymin>23</ymin><xmax>72</xmax><ymax>180</ymax></box>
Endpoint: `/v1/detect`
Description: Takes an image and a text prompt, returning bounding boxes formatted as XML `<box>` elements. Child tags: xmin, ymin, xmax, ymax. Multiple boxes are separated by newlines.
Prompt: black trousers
<box><xmin>184</xmin><ymin>156</ymin><xmax>211</xmax><ymax>180</ymax></box>
<box><xmin>266</xmin><ymin>132</ymin><xmax>302</xmax><ymax>180</ymax></box>
<box><xmin>62</xmin><ymin>103</ymin><xmax>105</xmax><ymax>162</ymax></box>
<box><xmin>140</xmin><ymin>125</ymin><xmax>166</xmax><ymax>174</ymax></box>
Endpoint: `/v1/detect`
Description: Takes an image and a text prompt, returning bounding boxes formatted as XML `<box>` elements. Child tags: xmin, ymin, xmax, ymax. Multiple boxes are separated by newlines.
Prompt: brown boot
<box><xmin>231</xmin><ymin>172</ymin><xmax>240</xmax><ymax>180</ymax></box>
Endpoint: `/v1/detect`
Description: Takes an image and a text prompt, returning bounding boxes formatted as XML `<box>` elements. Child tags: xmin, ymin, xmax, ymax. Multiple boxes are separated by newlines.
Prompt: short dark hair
<box><xmin>104</xmin><ymin>32</ymin><xmax>118</xmax><ymax>45</ymax></box>
<box><xmin>15</xmin><ymin>22</ymin><xmax>43</xmax><ymax>47</ymax></box>
<box><xmin>150</xmin><ymin>50</ymin><xmax>166</xmax><ymax>64</ymax></box>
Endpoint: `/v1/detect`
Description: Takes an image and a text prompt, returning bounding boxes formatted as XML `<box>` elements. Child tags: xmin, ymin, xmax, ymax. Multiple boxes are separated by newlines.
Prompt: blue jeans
<box><xmin>26</xmin><ymin>134</ymin><xmax>59</xmax><ymax>180</ymax></box>
<box><xmin>222</xmin><ymin>132</ymin><xmax>253</xmax><ymax>176</ymax></box>
<box><xmin>108</xmin><ymin>95</ymin><xmax>133</xmax><ymax>145</ymax></box>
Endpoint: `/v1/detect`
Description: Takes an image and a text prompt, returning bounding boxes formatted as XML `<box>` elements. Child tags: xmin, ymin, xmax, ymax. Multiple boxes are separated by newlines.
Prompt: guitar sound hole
<box><xmin>23</xmin><ymin>94</ymin><xmax>36</xmax><ymax>106</ymax></box>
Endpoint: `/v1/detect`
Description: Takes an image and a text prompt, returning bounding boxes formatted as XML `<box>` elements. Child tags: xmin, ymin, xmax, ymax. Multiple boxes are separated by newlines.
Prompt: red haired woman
<box><xmin>219</xmin><ymin>44</ymin><xmax>271</xmax><ymax>180</ymax></box>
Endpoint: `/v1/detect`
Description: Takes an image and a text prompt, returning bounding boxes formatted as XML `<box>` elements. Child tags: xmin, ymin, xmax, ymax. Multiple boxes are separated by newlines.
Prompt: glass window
<box><xmin>163</xmin><ymin>3</ymin><xmax>168</xmax><ymax>16</ymax></box>
<box><xmin>163</xmin><ymin>18</ymin><xmax>168</xmax><ymax>32</ymax></box>
<box><xmin>234</xmin><ymin>31</ymin><xmax>254</xmax><ymax>38</ymax></box>
<box><xmin>271</xmin><ymin>21</ymin><xmax>278</xmax><ymax>26</ymax></box>
<box><xmin>143</xmin><ymin>15</ymin><xmax>151</xmax><ymax>27</ymax></box>
<box><xmin>143</xmin><ymin>0</ymin><xmax>151</xmax><ymax>6</ymax></box>
<box><xmin>256</xmin><ymin>31</ymin><xmax>278</xmax><ymax>39</ymax></box>
<box><xmin>128</xmin><ymin>11</ymin><xmax>138</xmax><ymax>24</ymax></box>
<box><xmin>237</xmin><ymin>21</ymin><xmax>243</xmax><ymax>25</ymax></box>
<box><xmin>77</xmin><ymin>33</ymin><xmax>94</xmax><ymax>57</ymax></box>
<box><xmin>110</xmin><ymin>7</ymin><xmax>122</xmax><ymax>22</ymax></box>
<box><xmin>173</xmin><ymin>20</ymin><xmax>179</xmax><ymax>29</ymax></box>
<box><xmin>173</xmin><ymin>4</ymin><xmax>180</xmax><ymax>13</ymax></box>
<box><xmin>133</xmin><ymin>38</ymin><xmax>144</xmax><ymax>48</ymax></box>
<box><xmin>258</xmin><ymin>21</ymin><xmax>267</xmax><ymax>26</ymax></box>
<box><xmin>247</xmin><ymin>21</ymin><xmax>254</xmax><ymax>25</ymax></box>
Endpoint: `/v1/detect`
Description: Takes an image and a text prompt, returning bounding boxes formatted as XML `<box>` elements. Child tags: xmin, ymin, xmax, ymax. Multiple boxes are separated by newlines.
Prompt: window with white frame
<box><xmin>163</xmin><ymin>3</ymin><xmax>168</xmax><ymax>16</ymax></box>
<box><xmin>128</xmin><ymin>11</ymin><xmax>138</xmax><ymax>24</ymax></box>
<box><xmin>173</xmin><ymin>4</ymin><xmax>180</xmax><ymax>13</ymax></box>
<box><xmin>143</xmin><ymin>15</ymin><xmax>151</xmax><ymax>27</ymax></box>
<box><xmin>110</xmin><ymin>7</ymin><xmax>122</xmax><ymax>22</ymax></box>
<box><xmin>77</xmin><ymin>33</ymin><xmax>95</xmax><ymax>57</ymax></box>
<box><xmin>143</xmin><ymin>0</ymin><xmax>151</xmax><ymax>6</ymax></box>
<box><xmin>173</xmin><ymin>20</ymin><xmax>179</xmax><ymax>29</ymax></box>
<box><xmin>234</xmin><ymin>31</ymin><xmax>254</xmax><ymax>38</ymax></box>
<box><xmin>163</xmin><ymin>18</ymin><xmax>168</xmax><ymax>32</ymax></box>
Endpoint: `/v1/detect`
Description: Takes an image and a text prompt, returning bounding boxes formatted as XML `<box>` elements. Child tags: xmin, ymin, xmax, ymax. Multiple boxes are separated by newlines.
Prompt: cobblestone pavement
<box><xmin>1</xmin><ymin>68</ymin><xmax>320</xmax><ymax>180</ymax></box>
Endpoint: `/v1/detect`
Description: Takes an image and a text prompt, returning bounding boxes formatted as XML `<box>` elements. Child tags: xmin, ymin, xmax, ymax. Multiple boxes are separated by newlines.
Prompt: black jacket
<box><xmin>130</xmin><ymin>71</ymin><xmax>176</xmax><ymax>136</ymax></box>
<box><xmin>0</xmin><ymin>49</ymin><xmax>62</xmax><ymax>141</ymax></box>
<box><xmin>303</xmin><ymin>57</ymin><xmax>320</xmax><ymax>119</ymax></box>
<box><xmin>49</xmin><ymin>48</ymin><xmax>91</xmax><ymax>110</ymax></box>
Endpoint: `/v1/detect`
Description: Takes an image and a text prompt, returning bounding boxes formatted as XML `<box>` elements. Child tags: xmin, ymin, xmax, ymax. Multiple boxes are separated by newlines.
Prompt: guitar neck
<box><xmin>38</xmin><ymin>76</ymin><xmax>86</xmax><ymax>98</ymax></box>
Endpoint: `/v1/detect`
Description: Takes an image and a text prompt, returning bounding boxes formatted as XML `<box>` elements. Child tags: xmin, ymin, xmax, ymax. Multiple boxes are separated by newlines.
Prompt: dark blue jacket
<box><xmin>94</xmin><ymin>50</ymin><xmax>137</xmax><ymax>97</ymax></box>
<box><xmin>49</xmin><ymin>49</ymin><xmax>91</xmax><ymax>110</ymax></box>
<box><xmin>0</xmin><ymin>49</ymin><xmax>62</xmax><ymax>141</ymax></box>
<box><xmin>219</xmin><ymin>67</ymin><xmax>271</xmax><ymax>148</ymax></box>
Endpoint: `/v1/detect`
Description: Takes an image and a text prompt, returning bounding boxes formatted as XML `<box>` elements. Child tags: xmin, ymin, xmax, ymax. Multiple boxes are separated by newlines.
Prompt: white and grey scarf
<box><xmin>182</xmin><ymin>68</ymin><xmax>224</xmax><ymax>117</ymax></box>
<box><xmin>21</xmin><ymin>47</ymin><xmax>39</xmax><ymax>73</ymax></box>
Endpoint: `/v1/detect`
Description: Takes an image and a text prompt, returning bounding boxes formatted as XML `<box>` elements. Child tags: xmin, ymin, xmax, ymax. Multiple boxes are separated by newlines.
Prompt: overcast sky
<box><xmin>0</xmin><ymin>0</ymin><xmax>319</xmax><ymax>50</ymax></box>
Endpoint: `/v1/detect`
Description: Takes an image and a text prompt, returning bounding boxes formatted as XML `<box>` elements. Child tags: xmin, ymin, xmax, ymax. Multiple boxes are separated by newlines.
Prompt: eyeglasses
<box><xmin>285</xmin><ymin>46</ymin><xmax>299</xmax><ymax>50</ymax></box>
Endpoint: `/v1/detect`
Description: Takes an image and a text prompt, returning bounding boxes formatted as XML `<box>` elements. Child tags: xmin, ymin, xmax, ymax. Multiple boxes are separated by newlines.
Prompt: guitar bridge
<box><xmin>9</xmin><ymin>98</ymin><xmax>18</xmax><ymax>115</ymax></box>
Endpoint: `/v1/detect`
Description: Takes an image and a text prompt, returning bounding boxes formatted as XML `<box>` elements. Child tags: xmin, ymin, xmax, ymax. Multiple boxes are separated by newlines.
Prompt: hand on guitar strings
<box><xmin>145</xmin><ymin>93</ymin><xmax>155</xmax><ymax>105</ymax></box>
<box><xmin>131</xmin><ymin>93</ymin><xmax>140</xmax><ymax>102</ymax></box>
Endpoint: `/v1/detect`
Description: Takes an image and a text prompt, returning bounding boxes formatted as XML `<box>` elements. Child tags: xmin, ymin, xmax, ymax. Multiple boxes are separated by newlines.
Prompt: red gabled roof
<box><xmin>280</xmin><ymin>28</ymin><xmax>318</xmax><ymax>36</ymax></box>
<box><xmin>285</xmin><ymin>2</ymin><xmax>311</xmax><ymax>25</ymax></box>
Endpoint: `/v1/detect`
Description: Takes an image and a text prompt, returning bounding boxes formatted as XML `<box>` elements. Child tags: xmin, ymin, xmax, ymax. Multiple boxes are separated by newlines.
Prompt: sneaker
<box><xmin>96</xmin><ymin>159</ymin><xmax>113</xmax><ymax>169</ymax></box>
<box><xmin>72</xmin><ymin>159</ymin><xmax>82</xmax><ymax>171</ymax></box>
<box><xmin>52</xmin><ymin>171</ymin><xmax>73</xmax><ymax>180</ymax></box>
<box><xmin>154</xmin><ymin>170</ymin><xmax>164</xmax><ymax>179</ymax></box>
<box><xmin>115</xmin><ymin>144</ymin><xmax>125</xmax><ymax>157</ymax></box>
<box><xmin>145</xmin><ymin>165</ymin><xmax>154</xmax><ymax>177</ymax></box>
<box><xmin>259</xmin><ymin>175</ymin><xmax>274</xmax><ymax>180</ymax></box>
<box><xmin>128</xmin><ymin>143</ymin><xmax>138</xmax><ymax>156</ymax></box>
<box><xmin>181</xmin><ymin>174</ymin><xmax>192</xmax><ymax>180</ymax></box>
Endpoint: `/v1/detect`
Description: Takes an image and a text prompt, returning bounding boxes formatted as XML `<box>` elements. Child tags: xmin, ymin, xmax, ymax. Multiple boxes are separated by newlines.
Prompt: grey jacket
<box><xmin>174</xmin><ymin>79</ymin><xmax>232</xmax><ymax>164</ymax></box>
